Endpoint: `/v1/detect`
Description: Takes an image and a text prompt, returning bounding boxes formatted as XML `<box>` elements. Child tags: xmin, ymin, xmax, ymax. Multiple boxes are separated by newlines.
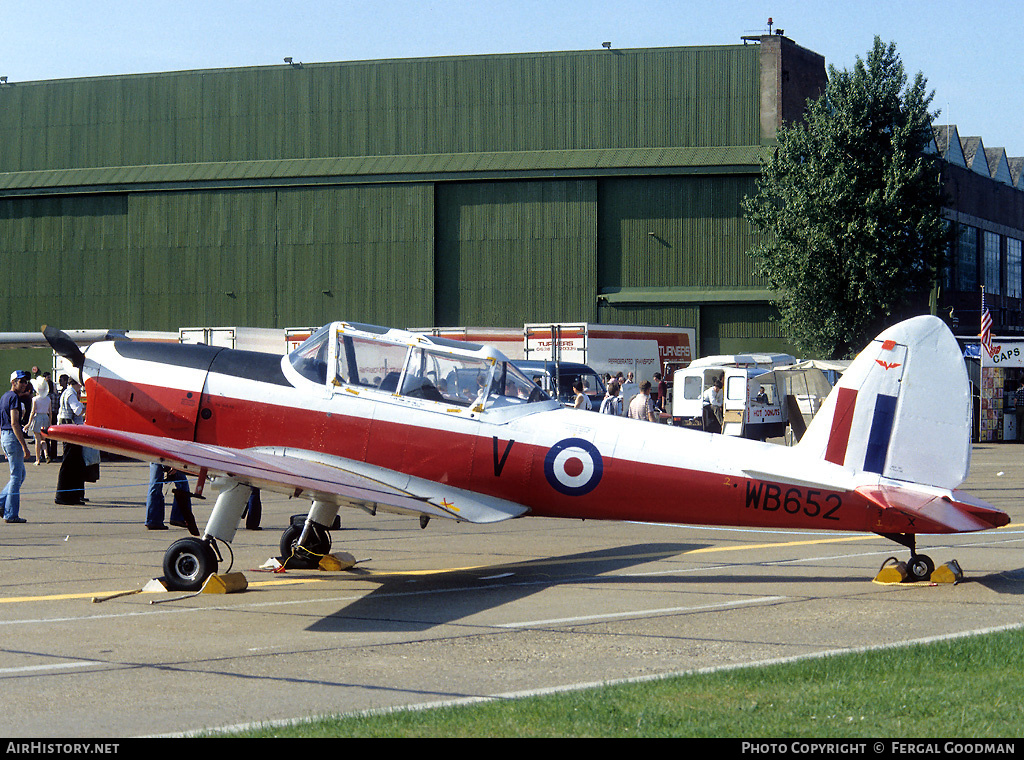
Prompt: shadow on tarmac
<box><xmin>974</xmin><ymin>568</ymin><xmax>1024</xmax><ymax>595</ymax></box>
<box><xmin>304</xmin><ymin>542</ymin><xmax>868</xmax><ymax>633</ymax></box>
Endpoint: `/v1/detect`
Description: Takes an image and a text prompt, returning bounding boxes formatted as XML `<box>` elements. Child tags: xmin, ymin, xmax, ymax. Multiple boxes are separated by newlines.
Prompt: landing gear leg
<box><xmin>877</xmin><ymin>532</ymin><xmax>934</xmax><ymax>583</ymax></box>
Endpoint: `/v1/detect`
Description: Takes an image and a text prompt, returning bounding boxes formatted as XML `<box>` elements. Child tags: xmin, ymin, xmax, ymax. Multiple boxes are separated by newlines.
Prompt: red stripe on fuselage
<box><xmin>85</xmin><ymin>376</ymin><xmax>200</xmax><ymax>440</ymax></box>
<box><xmin>824</xmin><ymin>387</ymin><xmax>858</xmax><ymax>466</ymax></box>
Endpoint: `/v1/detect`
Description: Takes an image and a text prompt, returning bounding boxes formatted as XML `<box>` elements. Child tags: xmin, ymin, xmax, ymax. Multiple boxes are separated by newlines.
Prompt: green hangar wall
<box><xmin>0</xmin><ymin>35</ymin><xmax>826</xmax><ymax>356</ymax></box>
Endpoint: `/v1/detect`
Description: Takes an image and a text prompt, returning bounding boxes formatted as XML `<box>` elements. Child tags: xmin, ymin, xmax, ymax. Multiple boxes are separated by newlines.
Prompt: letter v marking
<box><xmin>493</xmin><ymin>437</ymin><xmax>515</xmax><ymax>477</ymax></box>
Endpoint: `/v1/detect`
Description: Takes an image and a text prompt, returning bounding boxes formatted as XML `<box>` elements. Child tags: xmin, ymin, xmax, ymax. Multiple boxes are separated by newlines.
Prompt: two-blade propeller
<box><xmin>40</xmin><ymin>326</ymin><xmax>130</xmax><ymax>380</ymax></box>
<box><xmin>42</xmin><ymin>325</ymin><xmax>86</xmax><ymax>371</ymax></box>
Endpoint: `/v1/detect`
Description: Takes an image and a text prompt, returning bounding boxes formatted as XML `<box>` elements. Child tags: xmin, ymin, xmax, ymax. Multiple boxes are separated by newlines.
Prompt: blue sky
<box><xmin>6</xmin><ymin>0</ymin><xmax>1024</xmax><ymax>155</ymax></box>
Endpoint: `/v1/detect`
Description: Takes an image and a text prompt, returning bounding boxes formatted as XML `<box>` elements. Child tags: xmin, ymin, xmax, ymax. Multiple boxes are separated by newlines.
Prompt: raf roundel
<box><xmin>544</xmin><ymin>438</ymin><xmax>603</xmax><ymax>496</ymax></box>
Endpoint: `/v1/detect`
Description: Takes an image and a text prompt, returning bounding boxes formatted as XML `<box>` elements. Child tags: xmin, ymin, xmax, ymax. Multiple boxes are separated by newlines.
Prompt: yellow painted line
<box><xmin>686</xmin><ymin>534</ymin><xmax>877</xmax><ymax>554</ymax></box>
<box><xmin>249</xmin><ymin>534</ymin><xmax>885</xmax><ymax>581</ymax></box>
<box><xmin>0</xmin><ymin>567</ymin><xmax>474</xmax><ymax>604</ymax></box>
<box><xmin>0</xmin><ymin>590</ymin><xmax>120</xmax><ymax>604</ymax></box>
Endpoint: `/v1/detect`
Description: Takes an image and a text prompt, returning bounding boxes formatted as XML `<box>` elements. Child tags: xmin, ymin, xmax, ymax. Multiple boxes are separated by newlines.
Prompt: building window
<box><xmin>943</xmin><ymin>220</ymin><xmax>955</xmax><ymax>291</ymax></box>
<box><xmin>956</xmin><ymin>224</ymin><xmax>977</xmax><ymax>292</ymax></box>
<box><xmin>984</xmin><ymin>231</ymin><xmax>1001</xmax><ymax>295</ymax></box>
<box><xmin>1008</xmin><ymin>239</ymin><xmax>1022</xmax><ymax>299</ymax></box>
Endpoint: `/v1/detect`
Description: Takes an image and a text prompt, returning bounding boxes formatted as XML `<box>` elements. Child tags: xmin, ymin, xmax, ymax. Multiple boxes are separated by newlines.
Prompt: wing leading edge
<box><xmin>45</xmin><ymin>424</ymin><xmax>529</xmax><ymax>524</ymax></box>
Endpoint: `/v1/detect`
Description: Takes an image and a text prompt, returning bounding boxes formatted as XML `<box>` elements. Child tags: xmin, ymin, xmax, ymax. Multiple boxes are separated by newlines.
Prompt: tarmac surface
<box><xmin>1</xmin><ymin>443</ymin><xmax>1023</xmax><ymax>737</ymax></box>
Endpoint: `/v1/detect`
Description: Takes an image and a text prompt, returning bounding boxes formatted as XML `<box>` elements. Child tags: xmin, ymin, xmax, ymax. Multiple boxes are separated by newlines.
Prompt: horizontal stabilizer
<box><xmin>857</xmin><ymin>484</ymin><xmax>1010</xmax><ymax>534</ymax></box>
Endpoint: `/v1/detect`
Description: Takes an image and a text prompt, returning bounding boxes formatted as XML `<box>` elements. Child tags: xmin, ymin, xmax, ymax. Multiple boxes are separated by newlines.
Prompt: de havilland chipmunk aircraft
<box><xmin>38</xmin><ymin>314</ymin><xmax>1009</xmax><ymax>591</ymax></box>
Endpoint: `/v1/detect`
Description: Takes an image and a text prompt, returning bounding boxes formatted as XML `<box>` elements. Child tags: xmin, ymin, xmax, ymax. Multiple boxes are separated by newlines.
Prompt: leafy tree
<box><xmin>743</xmin><ymin>37</ymin><xmax>949</xmax><ymax>358</ymax></box>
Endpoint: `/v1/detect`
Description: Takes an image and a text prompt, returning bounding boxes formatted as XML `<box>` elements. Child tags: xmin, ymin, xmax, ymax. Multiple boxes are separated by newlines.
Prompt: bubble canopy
<box><xmin>289</xmin><ymin>322</ymin><xmax>550</xmax><ymax>411</ymax></box>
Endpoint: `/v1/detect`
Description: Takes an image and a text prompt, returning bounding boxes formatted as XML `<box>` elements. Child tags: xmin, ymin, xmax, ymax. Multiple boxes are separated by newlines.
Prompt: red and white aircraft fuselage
<box><xmin>45</xmin><ymin>316</ymin><xmax>1009</xmax><ymax>590</ymax></box>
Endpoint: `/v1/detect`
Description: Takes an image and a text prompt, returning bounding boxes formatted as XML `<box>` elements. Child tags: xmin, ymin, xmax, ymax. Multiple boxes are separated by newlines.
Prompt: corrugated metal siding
<box><xmin>129</xmin><ymin>184</ymin><xmax>434</xmax><ymax>329</ymax></box>
<box><xmin>0</xmin><ymin>185</ymin><xmax>433</xmax><ymax>331</ymax></box>
<box><xmin>0</xmin><ymin>146</ymin><xmax>769</xmax><ymax>197</ymax></box>
<box><xmin>273</xmin><ymin>184</ymin><xmax>434</xmax><ymax>327</ymax></box>
<box><xmin>597</xmin><ymin>176</ymin><xmax>763</xmax><ymax>290</ymax></box>
<box><xmin>0</xmin><ymin>44</ymin><xmax>791</xmax><ymax>351</ymax></box>
<box><xmin>596</xmin><ymin>302</ymin><xmax>790</xmax><ymax>355</ymax></box>
<box><xmin>0</xmin><ymin>45</ymin><xmax>761</xmax><ymax>172</ymax></box>
<box><xmin>596</xmin><ymin>303</ymin><xmax>699</xmax><ymax>330</ymax></box>
<box><xmin>130</xmin><ymin>190</ymin><xmax>279</xmax><ymax>328</ymax></box>
<box><xmin>0</xmin><ymin>195</ymin><xmax>129</xmax><ymax>330</ymax></box>
<box><xmin>435</xmin><ymin>180</ymin><xmax>597</xmax><ymax>325</ymax></box>
<box><xmin>700</xmin><ymin>303</ymin><xmax>792</xmax><ymax>355</ymax></box>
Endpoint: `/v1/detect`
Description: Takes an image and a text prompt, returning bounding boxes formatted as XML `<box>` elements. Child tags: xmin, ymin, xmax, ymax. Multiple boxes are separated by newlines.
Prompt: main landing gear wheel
<box><xmin>276</xmin><ymin>514</ymin><xmax>331</xmax><ymax>557</ymax></box>
<box><xmin>279</xmin><ymin>522</ymin><xmax>331</xmax><ymax>558</ymax></box>
<box><xmin>279</xmin><ymin>523</ymin><xmax>303</xmax><ymax>558</ymax></box>
<box><xmin>906</xmin><ymin>554</ymin><xmax>935</xmax><ymax>583</ymax></box>
<box><xmin>279</xmin><ymin>519</ymin><xmax>333</xmax><ymax>569</ymax></box>
<box><xmin>163</xmin><ymin>537</ymin><xmax>219</xmax><ymax>591</ymax></box>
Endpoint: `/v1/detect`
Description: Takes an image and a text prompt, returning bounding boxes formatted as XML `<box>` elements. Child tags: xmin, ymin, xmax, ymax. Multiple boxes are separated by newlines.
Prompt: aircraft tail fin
<box><xmin>796</xmin><ymin>316</ymin><xmax>971</xmax><ymax>490</ymax></box>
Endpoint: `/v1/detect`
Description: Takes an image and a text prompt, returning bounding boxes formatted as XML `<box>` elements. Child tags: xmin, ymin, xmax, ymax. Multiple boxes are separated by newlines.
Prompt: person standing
<box><xmin>0</xmin><ymin>371</ymin><xmax>32</xmax><ymax>523</ymax></box>
<box><xmin>55</xmin><ymin>377</ymin><xmax>87</xmax><ymax>505</ymax></box>
<box><xmin>25</xmin><ymin>386</ymin><xmax>52</xmax><ymax>464</ymax></box>
<box><xmin>628</xmin><ymin>380</ymin><xmax>658</xmax><ymax>422</ymax></box>
<box><xmin>43</xmin><ymin>371</ymin><xmax>58</xmax><ymax>461</ymax></box>
<box><xmin>243</xmin><ymin>488</ymin><xmax>262</xmax><ymax>530</ymax></box>
<box><xmin>619</xmin><ymin>372</ymin><xmax>640</xmax><ymax>415</ymax></box>
<box><xmin>654</xmin><ymin>372</ymin><xmax>668</xmax><ymax>415</ymax></box>
<box><xmin>702</xmin><ymin>377</ymin><xmax>724</xmax><ymax>433</ymax></box>
<box><xmin>599</xmin><ymin>380</ymin><xmax>622</xmax><ymax>415</ymax></box>
<box><xmin>572</xmin><ymin>379</ymin><xmax>592</xmax><ymax>410</ymax></box>
<box><xmin>145</xmin><ymin>463</ymin><xmax>191</xmax><ymax>530</ymax></box>
<box><xmin>30</xmin><ymin>366</ymin><xmax>48</xmax><ymax>401</ymax></box>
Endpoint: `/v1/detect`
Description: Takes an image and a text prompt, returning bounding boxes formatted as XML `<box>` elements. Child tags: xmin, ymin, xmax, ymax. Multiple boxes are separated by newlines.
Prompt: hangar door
<box><xmin>434</xmin><ymin>180</ymin><xmax>598</xmax><ymax>326</ymax></box>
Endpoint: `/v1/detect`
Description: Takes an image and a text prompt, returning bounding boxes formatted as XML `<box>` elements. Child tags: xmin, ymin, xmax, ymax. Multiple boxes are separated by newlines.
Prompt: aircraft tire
<box><xmin>279</xmin><ymin>524</ymin><xmax>303</xmax><ymax>557</ymax></box>
<box><xmin>163</xmin><ymin>537</ymin><xmax>218</xmax><ymax>591</ymax></box>
<box><xmin>906</xmin><ymin>554</ymin><xmax>934</xmax><ymax>583</ymax></box>
<box><xmin>279</xmin><ymin>522</ymin><xmax>331</xmax><ymax>559</ymax></box>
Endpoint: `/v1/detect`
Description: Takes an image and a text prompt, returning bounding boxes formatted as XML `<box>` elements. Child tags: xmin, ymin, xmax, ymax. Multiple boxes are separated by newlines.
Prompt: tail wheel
<box><xmin>163</xmin><ymin>537</ymin><xmax>219</xmax><ymax>591</ymax></box>
<box><xmin>906</xmin><ymin>554</ymin><xmax>935</xmax><ymax>583</ymax></box>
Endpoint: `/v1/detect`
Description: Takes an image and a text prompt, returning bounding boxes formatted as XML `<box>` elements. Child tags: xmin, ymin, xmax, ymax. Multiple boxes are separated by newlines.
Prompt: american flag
<box><xmin>981</xmin><ymin>290</ymin><xmax>996</xmax><ymax>357</ymax></box>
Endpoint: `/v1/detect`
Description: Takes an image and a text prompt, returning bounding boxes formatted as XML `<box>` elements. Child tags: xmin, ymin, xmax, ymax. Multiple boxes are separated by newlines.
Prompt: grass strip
<box><xmin>219</xmin><ymin>627</ymin><xmax>1024</xmax><ymax>738</ymax></box>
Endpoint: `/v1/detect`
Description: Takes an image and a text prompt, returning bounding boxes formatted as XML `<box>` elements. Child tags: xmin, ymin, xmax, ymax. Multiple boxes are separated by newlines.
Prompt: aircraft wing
<box><xmin>44</xmin><ymin>424</ymin><xmax>529</xmax><ymax>524</ymax></box>
<box><xmin>0</xmin><ymin>329</ymin><xmax>126</xmax><ymax>349</ymax></box>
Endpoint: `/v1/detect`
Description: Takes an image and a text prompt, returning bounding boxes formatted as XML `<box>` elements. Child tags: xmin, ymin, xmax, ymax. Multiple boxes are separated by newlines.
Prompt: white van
<box><xmin>687</xmin><ymin>352</ymin><xmax>796</xmax><ymax>371</ymax></box>
<box><xmin>670</xmin><ymin>365</ymin><xmax>786</xmax><ymax>439</ymax></box>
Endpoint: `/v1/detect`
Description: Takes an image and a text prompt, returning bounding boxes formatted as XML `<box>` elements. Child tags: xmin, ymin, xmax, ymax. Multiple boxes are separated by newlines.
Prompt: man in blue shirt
<box><xmin>0</xmin><ymin>370</ymin><xmax>33</xmax><ymax>523</ymax></box>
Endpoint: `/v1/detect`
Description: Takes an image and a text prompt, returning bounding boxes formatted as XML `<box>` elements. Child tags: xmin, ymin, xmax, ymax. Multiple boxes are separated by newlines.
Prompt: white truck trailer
<box><xmin>407</xmin><ymin>327</ymin><xmax>525</xmax><ymax>360</ymax></box>
<box><xmin>523</xmin><ymin>323</ymin><xmax>695</xmax><ymax>387</ymax></box>
<box><xmin>179</xmin><ymin>327</ymin><xmax>293</xmax><ymax>354</ymax></box>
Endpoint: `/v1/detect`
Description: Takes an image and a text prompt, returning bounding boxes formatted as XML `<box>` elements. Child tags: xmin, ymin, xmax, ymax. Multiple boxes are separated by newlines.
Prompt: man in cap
<box><xmin>0</xmin><ymin>371</ymin><xmax>32</xmax><ymax>522</ymax></box>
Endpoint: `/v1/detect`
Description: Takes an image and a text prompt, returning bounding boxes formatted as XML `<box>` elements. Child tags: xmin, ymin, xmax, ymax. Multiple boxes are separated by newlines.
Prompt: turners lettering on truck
<box><xmin>524</xmin><ymin>324</ymin><xmax>695</xmax><ymax>384</ymax></box>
